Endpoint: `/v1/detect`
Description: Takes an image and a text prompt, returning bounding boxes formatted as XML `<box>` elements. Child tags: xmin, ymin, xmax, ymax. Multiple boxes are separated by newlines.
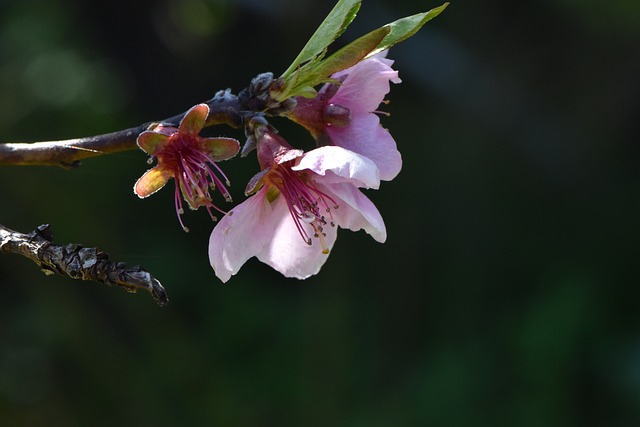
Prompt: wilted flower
<box><xmin>208</xmin><ymin>128</ymin><xmax>386</xmax><ymax>282</ymax></box>
<box><xmin>134</xmin><ymin>103</ymin><xmax>240</xmax><ymax>231</ymax></box>
<box><xmin>288</xmin><ymin>52</ymin><xmax>402</xmax><ymax>181</ymax></box>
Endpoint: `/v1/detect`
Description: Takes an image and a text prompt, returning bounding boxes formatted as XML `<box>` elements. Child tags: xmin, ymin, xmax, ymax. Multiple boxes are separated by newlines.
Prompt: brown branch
<box><xmin>0</xmin><ymin>90</ymin><xmax>245</xmax><ymax>169</ymax></box>
<box><xmin>0</xmin><ymin>76</ymin><xmax>287</xmax><ymax>303</ymax></box>
<box><xmin>0</xmin><ymin>224</ymin><xmax>168</xmax><ymax>306</ymax></box>
<box><xmin>0</xmin><ymin>125</ymin><xmax>147</xmax><ymax>169</ymax></box>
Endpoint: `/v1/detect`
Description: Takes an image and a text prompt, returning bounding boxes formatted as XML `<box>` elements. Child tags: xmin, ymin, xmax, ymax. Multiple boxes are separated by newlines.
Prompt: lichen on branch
<box><xmin>0</xmin><ymin>224</ymin><xmax>168</xmax><ymax>306</ymax></box>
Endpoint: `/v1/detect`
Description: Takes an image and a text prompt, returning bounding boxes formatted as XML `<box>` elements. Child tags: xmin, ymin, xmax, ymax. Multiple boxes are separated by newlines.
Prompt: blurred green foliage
<box><xmin>1</xmin><ymin>0</ymin><xmax>639</xmax><ymax>425</ymax></box>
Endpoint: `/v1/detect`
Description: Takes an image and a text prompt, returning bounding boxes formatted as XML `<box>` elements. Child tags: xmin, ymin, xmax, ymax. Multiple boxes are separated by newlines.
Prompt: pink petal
<box><xmin>137</xmin><ymin>131</ymin><xmax>169</xmax><ymax>155</ymax></box>
<box><xmin>368</xmin><ymin>50</ymin><xmax>396</xmax><ymax>67</ymax></box>
<box><xmin>322</xmin><ymin>182</ymin><xmax>387</xmax><ymax>243</ymax></box>
<box><xmin>209</xmin><ymin>188</ymin><xmax>338</xmax><ymax>281</ymax></box>
<box><xmin>179</xmin><ymin>103</ymin><xmax>209</xmax><ymax>135</ymax></box>
<box><xmin>133</xmin><ymin>167</ymin><xmax>171</xmax><ymax>198</ymax></box>
<box><xmin>331</xmin><ymin>56</ymin><xmax>401</xmax><ymax>114</ymax></box>
<box><xmin>326</xmin><ymin>114</ymin><xmax>402</xmax><ymax>181</ymax></box>
<box><xmin>291</xmin><ymin>146</ymin><xmax>380</xmax><ymax>189</ymax></box>
<box><xmin>256</xmin><ymin>194</ymin><xmax>337</xmax><ymax>279</ymax></box>
<box><xmin>208</xmin><ymin>190</ymin><xmax>277</xmax><ymax>282</ymax></box>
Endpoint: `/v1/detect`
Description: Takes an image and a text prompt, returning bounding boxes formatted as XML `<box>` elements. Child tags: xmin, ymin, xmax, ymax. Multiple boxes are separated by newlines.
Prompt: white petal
<box><xmin>291</xmin><ymin>146</ymin><xmax>380</xmax><ymax>189</ymax></box>
<box><xmin>324</xmin><ymin>182</ymin><xmax>387</xmax><ymax>243</ymax></box>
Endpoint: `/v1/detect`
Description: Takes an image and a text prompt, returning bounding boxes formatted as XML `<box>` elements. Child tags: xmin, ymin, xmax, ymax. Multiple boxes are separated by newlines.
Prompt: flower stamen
<box><xmin>173</xmin><ymin>175</ymin><xmax>189</xmax><ymax>233</ymax></box>
<box><xmin>134</xmin><ymin>103</ymin><xmax>240</xmax><ymax>232</ymax></box>
<box><xmin>265</xmin><ymin>162</ymin><xmax>339</xmax><ymax>252</ymax></box>
<box><xmin>163</xmin><ymin>135</ymin><xmax>233</xmax><ymax>230</ymax></box>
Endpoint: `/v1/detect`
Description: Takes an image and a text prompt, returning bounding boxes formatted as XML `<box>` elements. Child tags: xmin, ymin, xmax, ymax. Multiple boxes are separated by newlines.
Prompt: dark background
<box><xmin>1</xmin><ymin>0</ymin><xmax>639</xmax><ymax>425</ymax></box>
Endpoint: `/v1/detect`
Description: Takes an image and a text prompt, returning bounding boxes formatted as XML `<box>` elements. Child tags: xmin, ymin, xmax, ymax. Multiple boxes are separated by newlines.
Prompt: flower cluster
<box><xmin>133</xmin><ymin>53</ymin><xmax>401</xmax><ymax>281</ymax></box>
<box><xmin>132</xmin><ymin>0</ymin><xmax>450</xmax><ymax>283</ymax></box>
<box><xmin>213</xmin><ymin>54</ymin><xmax>401</xmax><ymax>281</ymax></box>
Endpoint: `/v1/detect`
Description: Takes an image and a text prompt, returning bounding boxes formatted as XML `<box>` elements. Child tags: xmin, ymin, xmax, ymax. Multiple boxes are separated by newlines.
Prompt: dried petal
<box><xmin>133</xmin><ymin>167</ymin><xmax>172</xmax><ymax>198</ymax></box>
<box><xmin>137</xmin><ymin>131</ymin><xmax>170</xmax><ymax>155</ymax></box>
<box><xmin>201</xmin><ymin>137</ymin><xmax>240</xmax><ymax>162</ymax></box>
<box><xmin>179</xmin><ymin>103</ymin><xmax>209</xmax><ymax>135</ymax></box>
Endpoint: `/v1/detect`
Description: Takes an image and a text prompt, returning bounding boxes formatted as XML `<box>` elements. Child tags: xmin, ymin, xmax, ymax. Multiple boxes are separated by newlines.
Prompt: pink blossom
<box><xmin>208</xmin><ymin>130</ymin><xmax>386</xmax><ymax>282</ymax></box>
<box><xmin>133</xmin><ymin>103</ymin><xmax>240</xmax><ymax>231</ymax></box>
<box><xmin>289</xmin><ymin>53</ymin><xmax>402</xmax><ymax>181</ymax></box>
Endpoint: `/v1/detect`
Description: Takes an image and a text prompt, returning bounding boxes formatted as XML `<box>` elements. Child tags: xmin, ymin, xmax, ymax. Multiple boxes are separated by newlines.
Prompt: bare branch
<box><xmin>0</xmin><ymin>91</ymin><xmax>245</xmax><ymax>168</ymax></box>
<box><xmin>0</xmin><ymin>78</ymin><xmax>288</xmax><ymax>302</ymax></box>
<box><xmin>0</xmin><ymin>125</ymin><xmax>147</xmax><ymax>169</ymax></box>
<box><xmin>0</xmin><ymin>224</ymin><xmax>169</xmax><ymax>306</ymax></box>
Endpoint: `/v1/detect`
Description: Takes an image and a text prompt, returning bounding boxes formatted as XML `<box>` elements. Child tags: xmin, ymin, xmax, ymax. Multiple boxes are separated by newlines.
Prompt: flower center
<box><xmin>265</xmin><ymin>163</ymin><xmax>338</xmax><ymax>254</ymax></box>
<box><xmin>159</xmin><ymin>135</ymin><xmax>232</xmax><ymax>232</ymax></box>
<box><xmin>322</xmin><ymin>103</ymin><xmax>351</xmax><ymax>128</ymax></box>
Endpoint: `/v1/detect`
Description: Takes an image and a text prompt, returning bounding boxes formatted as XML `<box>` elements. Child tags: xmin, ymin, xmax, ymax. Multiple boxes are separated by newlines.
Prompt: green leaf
<box><xmin>274</xmin><ymin>1</ymin><xmax>449</xmax><ymax>102</ymax></box>
<box><xmin>366</xmin><ymin>2</ymin><xmax>449</xmax><ymax>58</ymax></box>
<box><xmin>281</xmin><ymin>0</ymin><xmax>361</xmax><ymax>79</ymax></box>
<box><xmin>274</xmin><ymin>27</ymin><xmax>388</xmax><ymax>101</ymax></box>
<box><xmin>295</xmin><ymin>86</ymin><xmax>319</xmax><ymax>99</ymax></box>
<box><xmin>310</xmin><ymin>26</ymin><xmax>389</xmax><ymax>79</ymax></box>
